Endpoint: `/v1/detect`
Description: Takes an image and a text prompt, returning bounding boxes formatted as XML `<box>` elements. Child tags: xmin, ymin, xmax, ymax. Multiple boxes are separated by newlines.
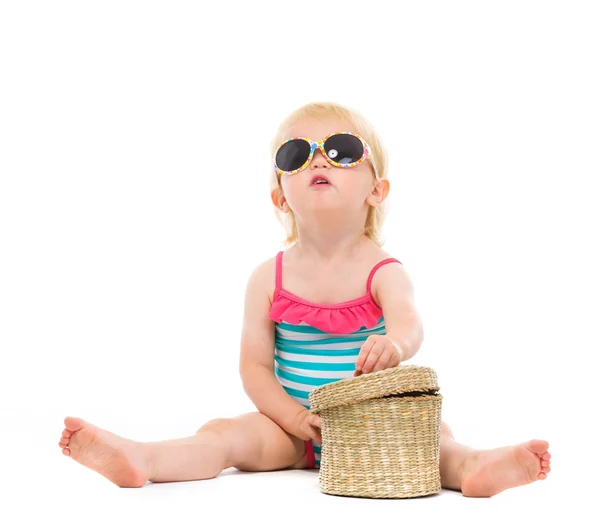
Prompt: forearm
<box><xmin>240</xmin><ymin>364</ymin><xmax>305</xmax><ymax>434</ymax></box>
<box><xmin>387</xmin><ymin>315</ymin><xmax>424</xmax><ymax>362</ymax></box>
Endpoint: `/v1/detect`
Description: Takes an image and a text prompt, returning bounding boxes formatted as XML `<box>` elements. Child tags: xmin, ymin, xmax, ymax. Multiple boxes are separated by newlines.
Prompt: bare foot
<box><xmin>58</xmin><ymin>417</ymin><xmax>151</xmax><ymax>488</ymax></box>
<box><xmin>460</xmin><ymin>439</ymin><xmax>551</xmax><ymax>497</ymax></box>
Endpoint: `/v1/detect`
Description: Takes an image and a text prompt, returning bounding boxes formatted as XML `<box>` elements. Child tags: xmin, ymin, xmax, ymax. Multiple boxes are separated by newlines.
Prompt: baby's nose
<box><xmin>311</xmin><ymin>149</ymin><xmax>330</xmax><ymax>169</ymax></box>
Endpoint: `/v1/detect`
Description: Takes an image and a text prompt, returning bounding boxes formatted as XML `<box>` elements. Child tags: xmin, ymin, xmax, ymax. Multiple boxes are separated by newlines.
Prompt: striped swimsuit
<box><xmin>268</xmin><ymin>250</ymin><xmax>402</xmax><ymax>469</ymax></box>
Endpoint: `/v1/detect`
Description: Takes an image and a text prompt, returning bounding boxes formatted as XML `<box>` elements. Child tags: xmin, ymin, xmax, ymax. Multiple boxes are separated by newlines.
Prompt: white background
<box><xmin>1</xmin><ymin>1</ymin><xmax>598</xmax><ymax>523</ymax></box>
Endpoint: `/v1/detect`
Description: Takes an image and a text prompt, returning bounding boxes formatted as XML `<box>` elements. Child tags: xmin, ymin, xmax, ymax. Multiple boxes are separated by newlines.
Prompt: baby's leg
<box><xmin>58</xmin><ymin>412</ymin><xmax>308</xmax><ymax>487</ymax></box>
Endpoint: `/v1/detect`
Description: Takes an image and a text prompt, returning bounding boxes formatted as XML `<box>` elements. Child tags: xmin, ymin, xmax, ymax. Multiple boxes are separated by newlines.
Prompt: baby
<box><xmin>58</xmin><ymin>101</ymin><xmax>551</xmax><ymax>497</ymax></box>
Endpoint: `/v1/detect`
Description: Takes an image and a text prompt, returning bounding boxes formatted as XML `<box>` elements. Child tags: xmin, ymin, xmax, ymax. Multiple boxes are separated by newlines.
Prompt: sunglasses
<box><xmin>273</xmin><ymin>131</ymin><xmax>378</xmax><ymax>178</ymax></box>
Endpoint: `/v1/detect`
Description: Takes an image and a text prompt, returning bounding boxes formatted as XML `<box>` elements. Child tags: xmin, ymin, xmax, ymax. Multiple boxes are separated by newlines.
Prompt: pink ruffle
<box><xmin>269</xmin><ymin>291</ymin><xmax>384</xmax><ymax>334</ymax></box>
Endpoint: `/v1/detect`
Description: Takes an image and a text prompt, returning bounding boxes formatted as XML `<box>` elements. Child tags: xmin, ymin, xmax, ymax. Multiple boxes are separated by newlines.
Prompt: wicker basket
<box><xmin>308</xmin><ymin>365</ymin><xmax>442</xmax><ymax>499</ymax></box>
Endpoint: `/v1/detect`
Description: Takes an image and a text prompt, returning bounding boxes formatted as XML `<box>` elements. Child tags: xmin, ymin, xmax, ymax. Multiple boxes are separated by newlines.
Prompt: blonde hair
<box><xmin>270</xmin><ymin>101</ymin><xmax>389</xmax><ymax>248</ymax></box>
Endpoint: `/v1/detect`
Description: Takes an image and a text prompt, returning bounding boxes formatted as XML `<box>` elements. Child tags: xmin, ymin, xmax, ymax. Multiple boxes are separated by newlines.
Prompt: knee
<box><xmin>196</xmin><ymin>417</ymin><xmax>234</xmax><ymax>435</ymax></box>
<box><xmin>441</xmin><ymin>421</ymin><xmax>454</xmax><ymax>439</ymax></box>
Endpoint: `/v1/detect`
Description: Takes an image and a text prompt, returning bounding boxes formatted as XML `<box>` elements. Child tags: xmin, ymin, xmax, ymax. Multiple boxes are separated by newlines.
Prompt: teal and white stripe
<box><xmin>274</xmin><ymin>317</ymin><xmax>386</xmax><ymax>467</ymax></box>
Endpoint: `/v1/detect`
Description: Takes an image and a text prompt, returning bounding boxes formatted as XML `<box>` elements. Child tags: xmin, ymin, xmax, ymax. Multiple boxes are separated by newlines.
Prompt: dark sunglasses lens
<box><xmin>276</xmin><ymin>139</ymin><xmax>311</xmax><ymax>172</ymax></box>
<box><xmin>323</xmin><ymin>134</ymin><xmax>364</xmax><ymax>164</ymax></box>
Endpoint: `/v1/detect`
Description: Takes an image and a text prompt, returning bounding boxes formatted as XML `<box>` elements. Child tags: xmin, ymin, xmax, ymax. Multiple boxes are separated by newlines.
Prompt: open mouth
<box><xmin>310</xmin><ymin>174</ymin><xmax>331</xmax><ymax>186</ymax></box>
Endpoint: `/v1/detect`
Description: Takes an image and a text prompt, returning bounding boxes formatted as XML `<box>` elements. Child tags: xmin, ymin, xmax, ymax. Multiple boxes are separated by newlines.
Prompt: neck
<box><xmin>294</xmin><ymin>220</ymin><xmax>370</xmax><ymax>263</ymax></box>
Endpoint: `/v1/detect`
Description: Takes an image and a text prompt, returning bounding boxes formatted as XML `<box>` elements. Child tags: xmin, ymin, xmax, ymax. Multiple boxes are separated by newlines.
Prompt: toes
<box><xmin>60</xmin><ymin>437</ymin><xmax>69</xmax><ymax>446</ymax></box>
<box><xmin>62</xmin><ymin>429</ymin><xmax>72</xmax><ymax>438</ymax></box>
<box><xmin>541</xmin><ymin>460</ymin><xmax>550</xmax><ymax>468</ymax></box>
<box><xmin>61</xmin><ymin>447</ymin><xmax>71</xmax><ymax>456</ymax></box>
<box><xmin>541</xmin><ymin>452</ymin><xmax>551</xmax><ymax>460</ymax></box>
<box><xmin>64</xmin><ymin>416</ymin><xmax>85</xmax><ymax>432</ymax></box>
<box><xmin>539</xmin><ymin>472</ymin><xmax>547</xmax><ymax>480</ymax></box>
<box><xmin>527</xmin><ymin>440</ymin><xmax>550</xmax><ymax>455</ymax></box>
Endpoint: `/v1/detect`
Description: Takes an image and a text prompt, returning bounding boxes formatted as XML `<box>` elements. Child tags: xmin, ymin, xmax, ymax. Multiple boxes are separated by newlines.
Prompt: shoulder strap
<box><xmin>274</xmin><ymin>251</ymin><xmax>283</xmax><ymax>298</ymax></box>
<box><xmin>367</xmin><ymin>258</ymin><xmax>402</xmax><ymax>295</ymax></box>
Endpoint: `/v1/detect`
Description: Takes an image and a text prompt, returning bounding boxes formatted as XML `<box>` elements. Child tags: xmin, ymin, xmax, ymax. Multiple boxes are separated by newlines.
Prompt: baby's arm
<box><xmin>371</xmin><ymin>262</ymin><xmax>424</xmax><ymax>362</ymax></box>
<box><xmin>238</xmin><ymin>259</ymin><xmax>307</xmax><ymax>436</ymax></box>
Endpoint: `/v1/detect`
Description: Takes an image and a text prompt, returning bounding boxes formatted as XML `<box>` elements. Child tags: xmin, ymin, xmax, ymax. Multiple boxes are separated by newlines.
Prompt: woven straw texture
<box><xmin>309</xmin><ymin>365</ymin><xmax>442</xmax><ymax>499</ymax></box>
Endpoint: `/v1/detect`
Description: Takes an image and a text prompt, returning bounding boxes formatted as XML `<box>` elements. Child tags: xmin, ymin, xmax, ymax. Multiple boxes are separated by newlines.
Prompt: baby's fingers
<box><xmin>311</xmin><ymin>428</ymin><xmax>322</xmax><ymax>445</ymax></box>
<box><xmin>361</xmin><ymin>342</ymin><xmax>385</xmax><ymax>373</ymax></box>
<box><xmin>355</xmin><ymin>337</ymin><xmax>376</xmax><ymax>373</ymax></box>
<box><xmin>372</xmin><ymin>351</ymin><xmax>393</xmax><ymax>373</ymax></box>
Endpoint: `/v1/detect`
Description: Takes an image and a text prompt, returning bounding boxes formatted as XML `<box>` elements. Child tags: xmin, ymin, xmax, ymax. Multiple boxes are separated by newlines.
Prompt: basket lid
<box><xmin>309</xmin><ymin>365</ymin><xmax>439</xmax><ymax>414</ymax></box>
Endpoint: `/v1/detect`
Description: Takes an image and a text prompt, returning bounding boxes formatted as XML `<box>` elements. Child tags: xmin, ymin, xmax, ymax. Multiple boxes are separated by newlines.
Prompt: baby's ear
<box><xmin>368</xmin><ymin>178</ymin><xmax>390</xmax><ymax>205</ymax></box>
<box><xmin>271</xmin><ymin>188</ymin><xmax>289</xmax><ymax>212</ymax></box>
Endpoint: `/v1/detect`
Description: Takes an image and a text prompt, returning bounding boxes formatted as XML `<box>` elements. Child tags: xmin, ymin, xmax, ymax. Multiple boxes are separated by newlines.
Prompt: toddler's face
<box><xmin>274</xmin><ymin>117</ymin><xmax>383</xmax><ymax>219</ymax></box>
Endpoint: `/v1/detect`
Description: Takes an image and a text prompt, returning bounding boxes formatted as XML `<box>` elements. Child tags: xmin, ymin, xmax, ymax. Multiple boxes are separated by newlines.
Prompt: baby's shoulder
<box><xmin>363</xmin><ymin>244</ymin><xmax>397</xmax><ymax>270</ymax></box>
<box><xmin>368</xmin><ymin>248</ymin><xmax>412</xmax><ymax>305</ymax></box>
<box><xmin>245</xmin><ymin>254</ymin><xmax>277</xmax><ymax>303</ymax></box>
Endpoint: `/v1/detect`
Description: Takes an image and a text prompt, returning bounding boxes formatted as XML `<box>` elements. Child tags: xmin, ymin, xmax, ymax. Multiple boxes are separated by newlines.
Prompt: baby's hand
<box><xmin>292</xmin><ymin>409</ymin><xmax>322</xmax><ymax>445</ymax></box>
<box><xmin>354</xmin><ymin>335</ymin><xmax>404</xmax><ymax>376</ymax></box>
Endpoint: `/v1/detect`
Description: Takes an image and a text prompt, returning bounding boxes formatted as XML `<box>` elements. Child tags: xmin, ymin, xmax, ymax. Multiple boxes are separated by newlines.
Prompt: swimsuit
<box><xmin>268</xmin><ymin>250</ymin><xmax>402</xmax><ymax>468</ymax></box>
